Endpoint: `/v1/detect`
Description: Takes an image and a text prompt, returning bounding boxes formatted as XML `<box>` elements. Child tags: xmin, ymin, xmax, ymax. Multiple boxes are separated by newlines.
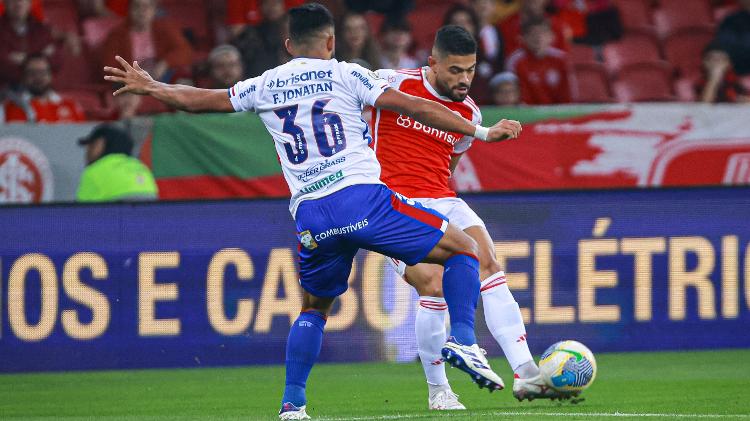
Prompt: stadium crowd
<box><xmin>1</xmin><ymin>0</ymin><xmax>749</xmax><ymax>123</ymax></box>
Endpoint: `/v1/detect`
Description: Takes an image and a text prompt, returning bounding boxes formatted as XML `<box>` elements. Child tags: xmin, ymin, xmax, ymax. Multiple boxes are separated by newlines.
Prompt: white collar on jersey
<box><xmin>421</xmin><ymin>66</ymin><xmax>453</xmax><ymax>102</ymax></box>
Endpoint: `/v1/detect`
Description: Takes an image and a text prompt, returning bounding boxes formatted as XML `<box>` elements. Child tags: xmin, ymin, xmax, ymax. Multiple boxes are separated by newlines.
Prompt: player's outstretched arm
<box><xmin>374</xmin><ymin>89</ymin><xmax>521</xmax><ymax>142</ymax></box>
<box><xmin>104</xmin><ymin>56</ymin><xmax>234</xmax><ymax>113</ymax></box>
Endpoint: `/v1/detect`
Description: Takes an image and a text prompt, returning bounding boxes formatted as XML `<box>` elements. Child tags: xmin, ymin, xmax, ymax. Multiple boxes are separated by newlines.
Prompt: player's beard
<box><xmin>436</xmin><ymin>78</ymin><xmax>470</xmax><ymax>102</ymax></box>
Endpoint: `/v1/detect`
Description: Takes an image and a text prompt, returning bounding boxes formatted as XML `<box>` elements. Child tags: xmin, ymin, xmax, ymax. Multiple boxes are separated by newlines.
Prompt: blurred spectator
<box><xmin>473</xmin><ymin>0</ymin><xmax>504</xmax><ymax>67</ymax></box>
<box><xmin>77</xmin><ymin>124</ymin><xmax>158</xmax><ymax>202</ymax></box>
<box><xmin>3</xmin><ymin>54</ymin><xmax>86</xmax><ymax>123</ymax></box>
<box><xmin>336</xmin><ymin>12</ymin><xmax>381</xmax><ymax>69</ymax></box>
<box><xmin>226</xmin><ymin>0</ymin><xmax>305</xmax><ymax>38</ymax></box>
<box><xmin>76</xmin><ymin>0</ymin><xmax>125</xmax><ymax>18</ymax></box>
<box><xmin>344</xmin><ymin>0</ymin><xmax>414</xmax><ymax>20</ymax></box>
<box><xmin>499</xmin><ymin>0</ymin><xmax>572</xmax><ymax>58</ymax></box>
<box><xmin>490</xmin><ymin>71</ymin><xmax>522</xmax><ymax>105</ymax></box>
<box><xmin>232</xmin><ymin>0</ymin><xmax>290</xmax><ymax>78</ymax></box>
<box><xmin>100</xmin><ymin>0</ymin><xmax>193</xmax><ymax>83</ymax></box>
<box><xmin>0</xmin><ymin>0</ymin><xmax>43</xmax><ymax>20</ymax></box>
<box><xmin>379</xmin><ymin>18</ymin><xmax>418</xmax><ymax>70</ymax></box>
<box><xmin>715</xmin><ymin>0</ymin><xmax>750</xmax><ymax>75</ymax></box>
<box><xmin>495</xmin><ymin>0</ymin><xmax>521</xmax><ymax>22</ymax></box>
<box><xmin>0</xmin><ymin>0</ymin><xmax>61</xmax><ymax>87</ymax></box>
<box><xmin>208</xmin><ymin>45</ymin><xmax>244</xmax><ymax>88</ymax></box>
<box><xmin>443</xmin><ymin>5</ymin><xmax>501</xmax><ymax>104</ymax></box>
<box><xmin>696</xmin><ymin>43</ymin><xmax>749</xmax><ymax>103</ymax></box>
<box><xmin>506</xmin><ymin>17</ymin><xmax>571</xmax><ymax>105</ymax></box>
<box><xmin>553</xmin><ymin>0</ymin><xmax>620</xmax><ymax>45</ymax></box>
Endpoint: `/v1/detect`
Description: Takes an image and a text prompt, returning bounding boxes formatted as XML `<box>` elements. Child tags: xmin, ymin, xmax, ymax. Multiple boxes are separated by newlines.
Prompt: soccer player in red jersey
<box><xmin>372</xmin><ymin>25</ymin><xmax>569</xmax><ymax>410</ymax></box>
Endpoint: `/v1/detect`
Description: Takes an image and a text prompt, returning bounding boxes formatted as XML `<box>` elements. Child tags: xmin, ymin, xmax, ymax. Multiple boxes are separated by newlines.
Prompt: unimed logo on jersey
<box><xmin>396</xmin><ymin>114</ymin><xmax>460</xmax><ymax>145</ymax></box>
<box><xmin>0</xmin><ymin>137</ymin><xmax>54</xmax><ymax>204</ymax></box>
<box><xmin>300</xmin><ymin>170</ymin><xmax>345</xmax><ymax>194</ymax></box>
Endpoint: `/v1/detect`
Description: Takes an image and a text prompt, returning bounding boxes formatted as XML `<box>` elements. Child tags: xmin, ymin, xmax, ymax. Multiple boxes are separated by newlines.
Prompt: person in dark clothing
<box><xmin>344</xmin><ymin>0</ymin><xmax>414</xmax><ymax>20</ymax></box>
<box><xmin>232</xmin><ymin>0</ymin><xmax>291</xmax><ymax>77</ymax></box>
<box><xmin>695</xmin><ymin>43</ymin><xmax>749</xmax><ymax>103</ymax></box>
<box><xmin>715</xmin><ymin>0</ymin><xmax>750</xmax><ymax>75</ymax></box>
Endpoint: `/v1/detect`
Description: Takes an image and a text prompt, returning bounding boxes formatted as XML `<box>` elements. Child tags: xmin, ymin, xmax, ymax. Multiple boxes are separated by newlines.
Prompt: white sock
<box><xmin>416</xmin><ymin>296</ymin><xmax>449</xmax><ymax>386</ymax></box>
<box><xmin>480</xmin><ymin>271</ymin><xmax>536</xmax><ymax>373</ymax></box>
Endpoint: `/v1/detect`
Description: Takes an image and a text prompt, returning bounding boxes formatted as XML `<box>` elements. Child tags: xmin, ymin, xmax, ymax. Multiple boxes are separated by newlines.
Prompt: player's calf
<box><xmin>279</xmin><ymin>294</ymin><xmax>334</xmax><ymax>419</ymax></box>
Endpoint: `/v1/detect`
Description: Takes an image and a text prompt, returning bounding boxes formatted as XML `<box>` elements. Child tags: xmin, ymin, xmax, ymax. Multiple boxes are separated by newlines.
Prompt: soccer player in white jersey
<box><xmin>104</xmin><ymin>4</ymin><xmax>521</xmax><ymax>419</ymax></box>
<box><xmin>371</xmin><ymin>25</ymin><xmax>572</xmax><ymax>409</ymax></box>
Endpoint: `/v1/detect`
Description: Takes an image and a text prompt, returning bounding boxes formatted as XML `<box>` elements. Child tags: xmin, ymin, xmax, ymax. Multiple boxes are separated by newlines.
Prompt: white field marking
<box><xmin>317</xmin><ymin>412</ymin><xmax>750</xmax><ymax>420</ymax></box>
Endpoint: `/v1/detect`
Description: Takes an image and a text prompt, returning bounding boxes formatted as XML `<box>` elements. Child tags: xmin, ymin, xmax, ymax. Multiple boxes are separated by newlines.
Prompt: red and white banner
<box><xmin>454</xmin><ymin>104</ymin><xmax>750</xmax><ymax>192</ymax></box>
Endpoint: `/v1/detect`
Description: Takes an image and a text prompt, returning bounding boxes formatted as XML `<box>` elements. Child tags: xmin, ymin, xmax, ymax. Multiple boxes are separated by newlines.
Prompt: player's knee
<box><xmin>480</xmin><ymin>258</ymin><xmax>503</xmax><ymax>279</ymax></box>
<box><xmin>458</xmin><ymin>235</ymin><xmax>479</xmax><ymax>259</ymax></box>
<box><xmin>413</xmin><ymin>267</ymin><xmax>444</xmax><ymax>297</ymax></box>
<box><xmin>425</xmin><ymin>272</ymin><xmax>444</xmax><ymax>297</ymax></box>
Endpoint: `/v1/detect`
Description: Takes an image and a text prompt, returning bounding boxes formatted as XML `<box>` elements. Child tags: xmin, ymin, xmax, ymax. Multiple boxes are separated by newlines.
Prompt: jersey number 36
<box><xmin>274</xmin><ymin>99</ymin><xmax>347</xmax><ymax>164</ymax></box>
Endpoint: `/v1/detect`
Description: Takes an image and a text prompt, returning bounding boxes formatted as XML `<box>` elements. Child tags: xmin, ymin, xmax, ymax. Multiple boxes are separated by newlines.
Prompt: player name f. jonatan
<box><xmin>272</xmin><ymin>81</ymin><xmax>335</xmax><ymax>105</ymax></box>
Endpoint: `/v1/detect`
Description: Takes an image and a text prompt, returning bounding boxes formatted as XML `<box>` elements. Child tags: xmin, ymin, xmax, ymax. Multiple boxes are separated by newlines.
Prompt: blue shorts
<box><xmin>294</xmin><ymin>184</ymin><xmax>448</xmax><ymax>297</ymax></box>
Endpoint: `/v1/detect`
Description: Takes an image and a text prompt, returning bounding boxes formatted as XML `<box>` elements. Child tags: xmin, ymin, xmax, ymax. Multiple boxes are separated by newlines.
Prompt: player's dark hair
<box><xmin>433</xmin><ymin>25</ymin><xmax>477</xmax><ymax>57</ymax></box>
<box><xmin>289</xmin><ymin>3</ymin><xmax>335</xmax><ymax>44</ymax></box>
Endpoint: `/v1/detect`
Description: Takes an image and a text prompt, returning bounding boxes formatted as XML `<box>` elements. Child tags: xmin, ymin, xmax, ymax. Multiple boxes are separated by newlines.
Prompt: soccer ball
<box><xmin>539</xmin><ymin>340</ymin><xmax>597</xmax><ymax>393</ymax></box>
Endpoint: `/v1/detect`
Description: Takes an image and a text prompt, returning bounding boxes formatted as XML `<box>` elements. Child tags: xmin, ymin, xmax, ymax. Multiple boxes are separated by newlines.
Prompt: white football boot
<box><xmin>441</xmin><ymin>337</ymin><xmax>504</xmax><ymax>392</ymax></box>
<box><xmin>279</xmin><ymin>402</ymin><xmax>311</xmax><ymax>420</ymax></box>
<box><xmin>512</xmin><ymin>374</ymin><xmax>580</xmax><ymax>402</ymax></box>
<box><xmin>428</xmin><ymin>388</ymin><xmax>466</xmax><ymax>410</ymax></box>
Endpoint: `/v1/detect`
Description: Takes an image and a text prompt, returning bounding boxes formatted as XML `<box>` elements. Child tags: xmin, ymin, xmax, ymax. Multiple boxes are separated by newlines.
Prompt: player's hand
<box><xmin>486</xmin><ymin>119</ymin><xmax>522</xmax><ymax>142</ymax></box>
<box><xmin>104</xmin><ymin>56</ymin><xmax>155</xmax><ymax>96</ymax></box>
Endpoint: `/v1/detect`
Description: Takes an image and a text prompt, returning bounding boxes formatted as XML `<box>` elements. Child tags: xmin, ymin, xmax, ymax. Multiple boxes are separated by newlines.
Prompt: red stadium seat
<box><xmin>658</xmin><ymin>0</ymin><xmax>712</xmax><ymax>15</ymax></box>
<box><xmin>653</xmin><ymin>8</ymin><xmax>713</xmax><ymax>38</ymax></box>
<box><xmin>159</xmin><ymin>0</ymin><xmax>211</xmax><ymax>48</ymax></box>
<box><xmin>662</xmin><ymin>28</ymin><xmax>714</xmax><ymax>79</ymax></box>
<box><xmin>602</xmin><ymin>33</ymin><xmax>669</xmax><ymax>76</ymax></box>
<box><xmin>43</xmin><ymin>0</ymin><xmax>80</xmax><ymax>34</ymax></box>
<box><xmin>82</xmin><ymin>16</ymin><xmax>123</xmax><ymax>49</ymax></box>
<box><xmin>137</xmin><ymin>95</ymin><xmax>172</xmax><ymax>116</ymax></box>
<box><xmin>55</xmin><ymin>48</ymin><xmax>97</xmax><ymax>89</ymax></box>
<box><xmin>612</xmin><ymin>64</ymin><xmax>675</xmax><ymax>102</ymax></box>
<box><xmin>613</xmin><ymin>0</ymin><xmax>653</xmax><ymax>33</ymax></box>
<box><xmin>364</xmin><ymin>12</ymin><xmax>384</xmax><ymax>36</ymax></box>
<box><xmin>674</xmin><ymin>76</ymin><xmax>697</xmax><ymax>102</ymax></box>
<box><xmin>569</xmin><ymin>43</ymin><xmax>599</xmax><ymax>66</ymax></box>
<box><xmin>406</xmin><ymin>1</ymin><xmax>462</xmax><ymax>53</ymax></box>
<box><xmin>571</xmin><ymin>63</ymin><xmax>613</xmax><ymax>103</ymax></box>
<box><xmin>57</xmin><ymin>88</ymin><xmax>106</xmax><ymax>119</ymax></box>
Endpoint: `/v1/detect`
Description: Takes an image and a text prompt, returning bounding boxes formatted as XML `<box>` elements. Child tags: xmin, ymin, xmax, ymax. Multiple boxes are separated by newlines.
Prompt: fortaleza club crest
<box><xmin>0</xmin><ymin>137</ymin><xmax>54</xmax><ymax>204</ymax></box>
<box><xmin>298</xmin><ymin>230</ymin><xmax>318</xmax><ymax>250</ymax></box>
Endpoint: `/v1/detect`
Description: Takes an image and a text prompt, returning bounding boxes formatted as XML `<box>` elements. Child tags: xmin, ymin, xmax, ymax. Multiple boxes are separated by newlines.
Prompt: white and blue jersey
<box><xmin>229</xmin><ymin>58</ymin><xmax>388</xmax><ymax>216</ymax></box>
<box><xmin>228</xmin><ymin>58</ymin><xmax>450</xmax><ymax>298</ymax></box>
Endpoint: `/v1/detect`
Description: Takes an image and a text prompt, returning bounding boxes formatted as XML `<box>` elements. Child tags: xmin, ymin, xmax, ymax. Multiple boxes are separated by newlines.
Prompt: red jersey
<box><xmin>371</xmin><ymin>67</ymin><xmax>481</xmax><ymax>199</ymax></box>
<box><xmin>4</xmin><ymin>92</ymin><xmax>86</xmax><ymax>123</ymax></box>
<box><xmin>506</xmin><ymin>47</ymin><xmax>572</xmax><ymax>105</ymax></box>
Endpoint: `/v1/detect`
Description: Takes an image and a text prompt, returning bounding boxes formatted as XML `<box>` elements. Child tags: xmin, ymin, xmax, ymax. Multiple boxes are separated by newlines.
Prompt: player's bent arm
<box><xmin>374</xmin><ymin>89</ymin><xmax>521</xmax><ymax>142</ymax></box>
<box><xmin>375</xmin><ymin>89</ymin><xmax>477</xmax><ymax>138</ymax></box>
<box><xmin>104</xmin><ymin>56</ymin><xmax>234</xmax><ymax>113</ymax></box>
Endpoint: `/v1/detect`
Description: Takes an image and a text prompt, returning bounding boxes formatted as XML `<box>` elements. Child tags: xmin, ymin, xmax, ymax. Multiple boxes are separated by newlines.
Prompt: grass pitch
<box><xmin>1</xmin><ymin>349</ymin><xmax>748</xmax><ymax>420</ymax></box>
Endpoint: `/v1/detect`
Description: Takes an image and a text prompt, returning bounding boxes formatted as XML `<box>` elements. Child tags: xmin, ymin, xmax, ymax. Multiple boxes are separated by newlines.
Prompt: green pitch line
<box><xmin>0</xmin><ymin>349</ymin><xmax>748</xmax><ymax>420</ymax></box>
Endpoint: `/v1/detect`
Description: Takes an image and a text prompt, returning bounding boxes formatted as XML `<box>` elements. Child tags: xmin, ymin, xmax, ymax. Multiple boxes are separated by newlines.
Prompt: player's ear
<box><xmin>284</xmin><ymin>38</ymin><xmax>294</xmax><ymax>56</ymax></box>
<box><xmin>427</xmin><ymin>55</ymin><xmax>437</xmax><ymax>69</ymax></box>
<box><xmin>327</xmin><ymin>34</ymin><xmax>335</xmax><ymax>55</ymax></box>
